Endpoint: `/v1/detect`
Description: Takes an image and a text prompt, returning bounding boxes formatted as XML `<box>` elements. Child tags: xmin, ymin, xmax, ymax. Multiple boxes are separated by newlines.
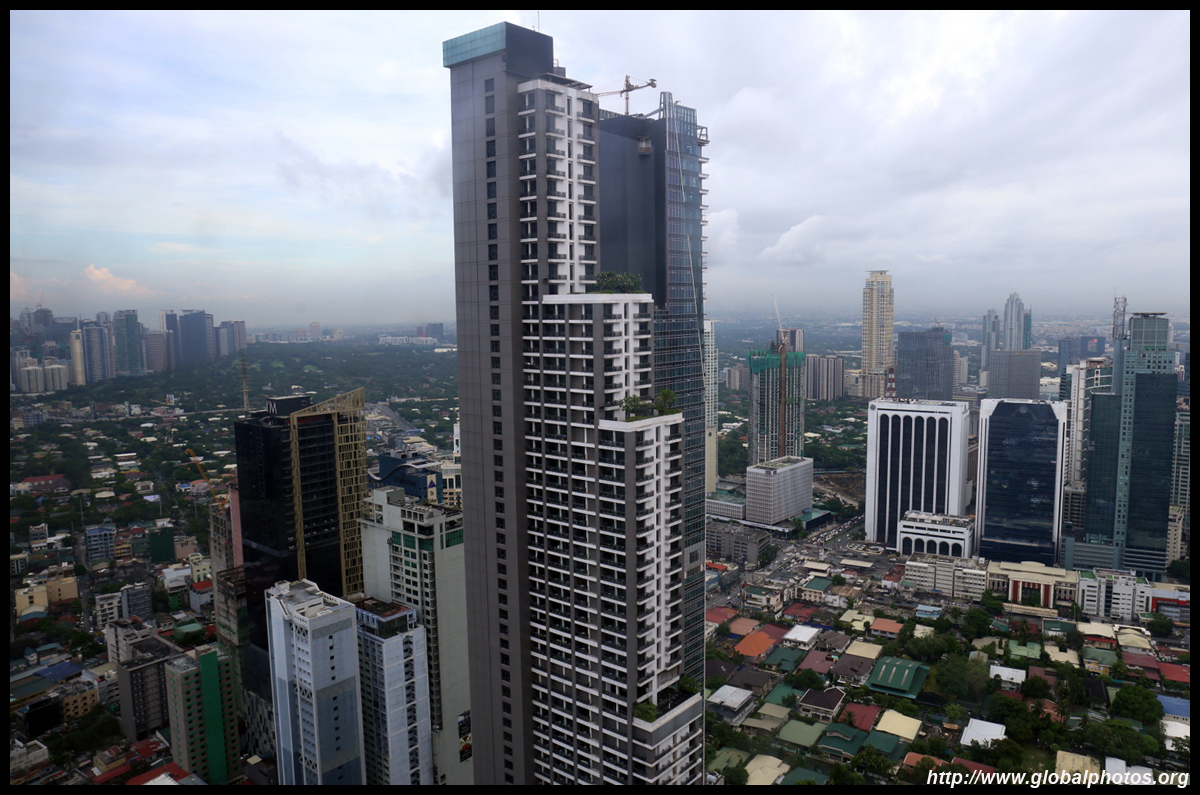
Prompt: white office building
<box><xmin>268</xmin><ymin>580</ymin><xmax>366</xmax><ymax>786</ymax></box>
<box><xmin>866</xmin><ymin>400</ymin><xmax>969</xmax><ymax>551</ymax></box>
<box><xmin>897</xmin><ymin>511</ymin><xmax>977</xmax><ymax>558</ymax></box>
<box><xmin>745</xmin><ymin>457</ymin><xmax>813</xmax><ymax>525</ymax></box>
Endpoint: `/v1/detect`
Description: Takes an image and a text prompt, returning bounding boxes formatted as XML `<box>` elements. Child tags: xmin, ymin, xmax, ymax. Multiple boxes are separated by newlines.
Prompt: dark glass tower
<box><xmin>977</xmin><ymin>400</ymin><xmax>1066</xmax><ymax>566</ymax></box>
<box><xmin>599</xmin><ymin>92</ymin><xmax>708</xmax><ymax>681</ymax></box>
<box><xmin>179</xmin><ymin>310</ymin><xmax>214</xmax><ymax>365</ymax></box>
<box><xmin>896</xmin><ymin>326</ymin><xmax>954</xmax><ymax>401</ymax></box>
<box><xmin>233</xmin><ymin>389</ymin><xmax>366</xmax><ymax>755</ymax></box>
<box><xmin>1080</xmin><ymin>313</ymin><xmax>1175</xmax><ymax>577</ymax></box>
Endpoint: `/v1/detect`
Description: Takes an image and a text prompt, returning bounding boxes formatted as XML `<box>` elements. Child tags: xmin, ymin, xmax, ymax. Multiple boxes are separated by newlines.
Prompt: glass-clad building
<box><xmin>896</xmin><ymin>327</ymin><xmax>954</xmax><ymax>401</ymax></box>
<box><xmin>976</xmin><ymin>400</ymin><xmax>1066</xmax><ymax>566</ymax></box>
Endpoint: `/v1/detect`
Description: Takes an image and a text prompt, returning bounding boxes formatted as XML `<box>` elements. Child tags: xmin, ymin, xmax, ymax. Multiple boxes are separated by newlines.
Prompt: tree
<box><xmin>1166</xmin><ymin>558</ymin><xmax>1190</xmax><ymax>583</ymax></box>
<box><xmin>1064</xmin><ymin>628</ymin><xmax>1084</xmax><ymax>651</ymax></box>
<box><xmin>830</xmin><ymin>764</ymin><xmax>865</xmax><ymax>786</ymax></box>
<box><xmin>620</xmin><ymin>394</ymin><xmax>649</xmax><ymax>419</ymax></box>
<box><xmin>1146</xmin><ymin>614</ymin><xmax>1175</xmax><ymax>637</ymax></box>
<box><xmin>852</xmin><ymin>744</ymin><xmax>893</xmax><ymax>776</ymax></box>
<box><xmin>1020</xmin><ymin>674</ymin><xmax>1052</xmax><ymax>700</ymax></box>
<box><xmin>892</xmin><ymin>698</ymin><xmax>919</xmax><ymax>718</ymax></box>
<box><xmin>593</xmin><ymin>270</ymin><xmax>642</xmax><ymax>294</ymax></box>
<box><xmin>781</xmin><ymin>693</ymin><xmax>798</xmax><ymax>709</ymax></box>
<box><xmin>980</xmin><ymin>589</ymin><xmax>1004</xmax><ymax>615</ymax></box>
<box><xmin>758</xmin><ymin>545</ymin><xmax>780</xmax><ymax>568</ymax></box>
<box><xmin>706</xmin><ymin>676</ymin><xmax>727</xmax><ymax>691</ymax></box>
<box><xmin>949</xmin><ymin>606</ymin><xmax>963</xmax><ymax>622</ymax></box>
<box><xmin>1111</xmin><ymin>659</ymin><xmax>1127</xmax><ymax>681</ymax></box>
<box><xmin>1021</xmin><ymin>590</ymin><xmax>1041</xmax><ymax>608</ymax></box>
<box><xmin>787</xmin><ymin>668</ymin><xmax>825</xmax><ymax>691</ymax></box>
<box><xmin>963</xmin><ymin>608</ymin><xmax>991</xmax><ymax>640</ymax></box>
<box><xmin>935</xmin><ymin>655</ymin><xmax>990</xmax><ymax>702</ymax></box>
<box><xmin>653</xmin><ymin>388</ymin><xmax>678</xmax><ymax>414</ymax></box>
<box><xmin>832</xmin><ymin>574</ymin><xmax>847</xmax><ymax>586</ymax></box>
<box><xmin>716</xmin><ymin>620</ymin><xmax>732</xmax><ymax>639</ymax></box>
<box><xmin>73</xmin><ymin>563</ymin><xmax>88</xmax><ymax>576</ymax></box>
<box><xmin>723</xmin><ymin>764</ymin><xmax>748</xmax><ymax>786</ymax></box>
<box><xmin>944</xmin><ymin>701</ymin><xmax>969</xmax><ymax>725</ymax></box>
<box><xmin>1111</xmin><ymin>685</ymin><xmax>1165</xmax><ymax>724</ymax></box>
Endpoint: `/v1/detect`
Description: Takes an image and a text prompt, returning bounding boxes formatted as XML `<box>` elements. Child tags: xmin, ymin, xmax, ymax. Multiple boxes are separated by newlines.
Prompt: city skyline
<box><xmin>10</xmin><ymin>11</ymin><xmax>1191</xmax><ymax>325</ymax></box>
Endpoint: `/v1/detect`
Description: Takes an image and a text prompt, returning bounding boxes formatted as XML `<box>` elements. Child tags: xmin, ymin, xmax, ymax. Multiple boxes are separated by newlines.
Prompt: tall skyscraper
<box><xmin>895</xmin><ymin>326</ymin><xmax>954</xmax><ymax>401</ymax></box>
<box><xmin>1002</xmin><ymin>293</ymin><xmax>1024</xmax><ymax>350</ymax></box>
<box><xmin>861</xmin><ymin>270</ymin><xmax>894</xmax><ymax>399</ymax></box>
<box><xmin>986</xmin><ymin>349</ymin><xmax>1041</xmax><ymax>400</ymax></box>
<box><xmin>747</xmin><ymin>348</ymin><xmax>806</xmax><ymax>466</ymax></box>
<box><xmin>144</xmin><ymin>330</ymin><xmax>175</xmax><ymax>373</ymax></box>
<box><xmin>112</xmin><ymin>310</ymin><xmax>145</xmax><ymax>376</ymax></box>
<box><xmin>804</xmin><ymin>354</ymin><xmax>846</xmax><ymax>402</ymax></box>
<box><xmin>234</xmin><ymin>389</ymin><xmax>367</xmax><ymax>755</ymax></box>
<box><xmin>1171</xmin><ymin>399</ymin><xmax>1190</xmax><ymax>543</ymax></box>
<box><xmin>79</xmin><ymin>321</ymin><xmax>114</xmax><ymax>383</ymax></box>
<box><xmin>267</xmin><ymin>580</ymin><xmax>365</xmax><ymax>785</ymax></box>
<box><xmin>161</xmin><ymin>311</ymin><xmax>184</xmax><ymax>366</ymax></box>
<box><xmin>444</xmin><ymin>23</ymin><xmax>702</xmax><ymax>784</ymax></box>
<box><xmin>1077</xmin><ymin>313</ymin><xmax>1176</xmax><ymax>577</ymax></box>
<box><xmin>865</xmin><ymin>399</ymin><xmax>970</xmax><ymax>551</ymax></box>
<box><xmin>353</xmin><ymin>597</ymin><xmax>434</xmax><ymax>785</ymax></box>
<box><xmin>1057</xmin><ymin>337</ymin><xmax>1081</xmax><ymax>378</ymax></box>
<box><xmin>164</xmin><ymin>644</ymin><xmax>240</xmax><ymax>785</ymax></box>
<box><xmin>1022</xmin><ymin>309</ymin><xmax>1033</xmax><ymax>349</ymax></box>
<box><xmin>361</xmin><ymin>488</ymin><xmax>473</xmax><ymax>785</ymax></box>
<box><xmin>981</xmin><ymin>308</ymin><xmax>1000</xmax><ymax>371</ymax></box>
<box><xmin>702</xmin><ymin>320</ymin><xmax>719</xmax><ymax>494</ymax></box>
<box><xmin>776</xmin><ymin>328</ymin><xmax>804</xmax><ymax>352</ymax></box>
<box><xmin>599</xmin><ymin>89</ymin><xmax>708</xmax><ymax>681</ymax></box>
<box><xmin>68</xmin><ymin>329</ymin><xmax>86</xmax><ymax>386</ymax></box>
<box><xmin>180</xmin><ymin>310</ymin><xmax>215</xmax><ymax>365</ymax></box>
<box><xmin>976</xmin><ymin>400</ymin><xmax>1066</xmax><ymax>566</ymax></box>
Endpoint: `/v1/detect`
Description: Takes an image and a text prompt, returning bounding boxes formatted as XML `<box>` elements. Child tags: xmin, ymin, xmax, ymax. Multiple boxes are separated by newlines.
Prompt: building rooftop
<box><xmin>961</xmin><ymin>718</ymin><xmax>1007</xmax><ymax>747</ymax></box>
<box><xmin>783</xmin><ymin>624</ymin><xmax>821</xmax><ymax>645</ymax></box>
<box><xmin>805</xmin><ymin>577</ymin><xmax>833</xmax><ymax>593</ymax></box>
<box><xmin>876</xmin><ymin>709</ymin><xmax>922</xmax><ymax>742</ymax></box>
<box><xmin>901</xmin><ymin>511</ymin><xmax>973</xmax><ymax>527</ymax></box>
<box><xmin>841</xmin><ymin>702</ymin><xmax>883</xmax><ymax>733</ymax></box>
<box><xmin>798</xmin><ymin>687</ymin><xmax>845</xmax><ymax>713</ymax></box>
<box><xmin>871</xmin><ymin>617</ymin><xmax>904</xmax><ymax>634</ymax></box>
<box><xmin>866</xmin><ymin>656</ymin><xmax>930</xmax><ymax>699</ymax></box>
<box><xmin>707</xmin><ymin>684</ymin><xmax>755</xmax><ymax>710</ymax></box>
<box><xmin>734</xmin><ymin>629</ymin><xmax>778</xmax><ymax>659</ymax></box>
<box><xmin>777</xmin><ymin>720</ymin><xmax>827</xmax><ymax>749</ymax></box>
<box><xmin>748</xmin><ymin>456</ymin><xmax>810</xmax><ymax>471</ymax></box>
<box><xmin>831</xmin><ymin>654</ymin><xmax>875</xmax><ymax>680</ymax></box>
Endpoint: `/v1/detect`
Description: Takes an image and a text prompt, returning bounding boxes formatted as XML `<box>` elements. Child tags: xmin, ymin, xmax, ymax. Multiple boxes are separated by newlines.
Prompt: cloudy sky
<box><xmin>10</xmin><ymin>10</ymin><xmax>1190</xmax><ymax>328</ymax></box>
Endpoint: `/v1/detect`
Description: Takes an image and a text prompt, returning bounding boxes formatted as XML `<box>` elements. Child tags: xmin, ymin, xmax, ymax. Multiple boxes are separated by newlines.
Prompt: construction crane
<box><xmin>186</xmin><ymin>448</ymin><xmax>227</xmax><ymax>507</ymax></box>
<box><xmin>771</xmin><ymin>296</ymin><xmax>788</xmax><ymax>459</ymax></box>
<box><xmin>596</xmin><ymin>75</ymin><xmax>657</xmax><ymax>115</ymax></box>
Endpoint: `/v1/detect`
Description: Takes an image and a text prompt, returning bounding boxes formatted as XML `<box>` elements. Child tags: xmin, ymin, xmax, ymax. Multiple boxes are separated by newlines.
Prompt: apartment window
<box><xmin>492</xmin><ymin>372</ymin><xmax>502</xmax><ymax>384</ymax></box>
<box><xmin>490</xmin><ymin>285</ymin><xmax>500</xmax><ymax>300</ymax></box>
<box><xmin>487</xmin><ymin>139</ymin><xmax>496</xmax><ymax>157</ymax></box>
<box><xmin>496</xmin><ymin>518</ymin><xmax>505</xmax><ymax>528</ymax></box>
<box><xmin>491</xmin><ymin>356</ymin><xmax>501</xmax><ymax>368</ymax></box>
<box><xmin>485</xmin><ymin>78</ymin><xmax>494</xmax><ymax>92</ymax></box>
<box><xmin>502</xmin><ymin>701</ymin><xmax>512</xmax><ymax>714</ymax></box>
<box><xmin>486</xmin><ymin>118</ymin><xmax>495</xmax><ymax>137</ymax></box>
<box><xmin>493</xmin><ymin>439</ymin><xmax>503</xmax><ymax>451</ymax></box>
<box><xmin>493</xmin><ymin>405</ymin><xmax>502</xmax><ymax>417</ymax></box>
<box><xmin>491</xmin><ymin>324</ymin><xmax>500</xmax><ymax>336</ymax></box>
<box><xmin>487</xmin><ymin>161</ymin><xmax>496</xmax><ymax>178</ymax></box>
<box><xmin>491</xmin><ymin>340</ymin><xmax>501</xmax><ymax>352</ymax></box>
<box><xmin>493</xmin><ymin>420</ymin><xmax>503</xmax><ymax>433</ymax></box>
<box><xmin>494</xmin><ymin>455</ymin><xmax>503</xmax><ymax>467</ymax></box>
<box><xmin>485</xmin><ymin>95</ymin><xmax>495</xmax><ymax>114</ymax></box>
<box><xmin>488</xmin><ymin>222</ymin><xmax>498</xmax><ymax>240</ymax></box>
<box><xmin>489</xmin><ymin>243</ymin><xmax>498</xmax><ymax>260</ymax></box>
<box><xmin>496</xmin><ymin>502</ymin><xmax>505</xmax><ymax>515</ymax></box>
<box><xmin>489</xmin><ymin>264</ymin><xmax>498</xmax><ymax>279</ymax></box>
<box><xmin>490</xmin><ymin>306</ymin><xmax>499</xmax><ymax>320</ymax></box>
<box><xmin>501</xmin><ymin>653</ymin><xmax>510</xmax><ymax>666</ymax></box>
<box><xmin>487</xmin><ymin>181</ymin><xmax>497</xmax><ymax>199</ymax></box>
<box><xmin>498</xmin><ymin>578</ymin><xmax>507</xmax><ymax>590</ymax></box>
<box><xmin>497</xmin><ymin>533</ymin><xmax>506</xmax><ymax>545</ymax></box>
<box><xmin>488</xmin><ymin>201</ymin><xmax>497</xmax><ymax>219</ymax></box>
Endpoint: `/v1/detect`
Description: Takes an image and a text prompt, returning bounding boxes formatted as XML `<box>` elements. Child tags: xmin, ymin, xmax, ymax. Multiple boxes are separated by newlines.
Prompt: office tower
<box><xmin>976</xmin><ymin>400</ymin><xmax>1066</xmax><ymax>566</ymax></box>
<box><xmin>1023</xmin><ymin>310</ymin><xmax>1033</xmax><ymax>349</ymax></box>
<box><xmin>987</xmin><ymin>349</ymin><xmax>1041</xmax><ymax>400</ymax></box>
<box><xmin>164</xmin><ymin>644</ymin><xmax>239</xmax><ymax>785</ymax></box>
<box><xmin>354</xmin><ymin>597</ymin><xmax>434</xmax><ymax>785</ymax></box>
<box><xmin>445</xmin><ymin>23</ymin><xmax>703</xmax><ymax>785</ymax></box>
<box><xmin>951</xmin><ymin>350</ymin><xmax>968</xmax><ymax>392</ymax></box>
<box><xmin>776</xmin><ymin>328</ymin><xmax>804</xmax><ymax>352</ymax></box>
<box><xmin>112</xmin><ymin>310</ymin><xmax>145</xmax><ymax>376</ymax></box>
<box><xmin>865</xmin><ymin>399</ymin><xmax>969</xmax><ymax>551</ymax></box>
<box><xmin>229</xmin><ymin>319</ymin><xmax>248</xmax><ymax>352</ymax></box>
<box><xmin>144</xmin><ymin>330</ymin><xmax>174</xmax><ymax>372</ymax></box>
<box><xmin>1080</xmin><ymin>335</ymin><xmax>1105</xmax><ymax>358</ymax></box>
<box><xmin>215</xmin><ymin>323</ymin><xmax>234</xmax><ymax>358</ymax></box>
<box><xmin>1002</xmin><ymin>292</ymin><xmax>1026</xmax><ymax>351</ymax></box>
<box><xmin>1077</xmin><ymin>313</ymin><xmax>1176</xmax><ymax>577</ymax></box>
<box><xmin>981</xmin><ymin>309</ymin><xmax>1000</xmax><ymax>370</ymax></box>
<box><xmin>1171</xmin><ymin>400</ymin><xmax>1189</xmax><ymax>542</ymax></box>
<box><xmin>599</xmin><ymin>88</ymin><xmax>708</xmax><ymax>682</ymax></box>
<box><xmin>747</xmin><ymin>348</ymin><xmax>806</xmax><ymax>466</ymax></box>
<box><xmin>804</xmin><ymin>354</ymin><xmax>846</xmax><ymax>402</ymax></box>
<box><xmin>267</xmin><ymin>580</ymin><xmax>366</xmax><ymax>785</ymax></box>
<box><xmin>745</xmin><ymin>457</ymin><xmax>813</xmax><ymax>525</ymax></box>
<box><xmin>703</xmin><ymin>320</ymin><xmax>718</xmax><ymax>494</ymax></box>
<box><xmin>1061</xmin><ymin>357</ymin><xmax>1113</xmax><ymax>544</ymax></box>
<box><xmin>95</xmin><ymin>311</ymin><xmax>111</xmax><ymax>324</ymax></box>
<box><xmin>361</xmin><ymin>488</ymin><xmax>472</xmax><ymax>785</ymax></box>
<box><xmin>896</xmin><ymin>326</ymin><xmax>954</xmax><ymax>401</ymax></box>
<box><xmin>861</xmin><ymin>270</ymin><xmax>894</xmax><ymax>399</ymax></box>
<box><xmin>161</xmin><ymin>311</ymin><xmax>184</xmax><ymax>366</ymax></box>
<box><xmin>180</xmin><ymin>310</ymin><xmax>214</xmax><ymax>365</ymax></box>
<box><xmin>68</xmin><ymin>329</ymin><xmax>86</xmax><ymax>385</ymax></box>
<box><xmin>117</xmin><ymin>636</ymin><xmax>184</xmax><ymax>741</ymax></box>
<box><xmin>424</xmin><ymin>322</ymin><xmax>445</xmax><ymax>339</ymax></box>
<box><xmin>234</xmin><ymin>389</ymin><xmax>368</xmax><ymax>755</ymax></box>
<box><xmin>80</xmin><ymin>321</ymin><xmax>114</xmax><ymax>383</ymax></box>
<box><xmin>1057</xmin><ymin>338</ymin><xmax>1081</xmax><ymax>378</ymax></box>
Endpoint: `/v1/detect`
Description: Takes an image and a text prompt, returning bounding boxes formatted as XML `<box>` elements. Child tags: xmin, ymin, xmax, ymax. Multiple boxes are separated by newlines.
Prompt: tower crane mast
<box><xmin>595</xmin><ymin>75</ymin><xmax>657</xmax><ymax>115</ymax></box>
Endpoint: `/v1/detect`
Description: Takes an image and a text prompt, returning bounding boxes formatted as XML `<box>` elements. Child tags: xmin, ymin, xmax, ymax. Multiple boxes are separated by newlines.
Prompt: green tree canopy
<box><xmin>1111</xmin><ymin>685</ymin><xmax>1165</xmax><ymax>724</ymax></box>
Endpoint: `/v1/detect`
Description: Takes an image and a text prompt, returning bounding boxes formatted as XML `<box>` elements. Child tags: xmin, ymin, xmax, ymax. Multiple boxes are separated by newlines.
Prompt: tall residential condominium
<box><xmin>598</xmin><ymin>88</ymin><xmax>709</xmax><ymax>682</ymax></box>
<box><xmin>164</xmin><ymin>644</ymin><xmax>240</xmax><ymax>785</ymax></box>
<box><xmin>234</xmin><ymin>389</ymin><xmax>367</xmax><ymax>755</ymax></box>
<box><xmin>267</xmin><ymin>580</ymin><xmax>365</xmax><ymax>785</ymax></box>
<box><xmin>976</xmin><ymin>400</ymin><xmax>1066</xmax><ymax>566</ymax></box>
<box><xmin>161</xmin><ymin>311</ymin><xmax>184</xmax><ymax>366</ymax></box>
<box><xmin>144</xmin><ymin>330</ymin><xmax>175</xmax><ymax>373</ymax></box>
<box><xmin>80</xmin><ymin>321</ymin><xmax>114</xmax><ymax>383</ymax></box>
<box><xmin>1060</xmin><ymin>357</ymin><xmax>1113</xmax><ymax>540</ymax></box>
<box><xmin>861</xmin><ymin>270</ymin><xmax>894</xmax><ymax>399</ymax></box>
<box><xmin>111</xmin><ymin>310</ymin><xmax>145</xmax><ymax>376</ymax></box>
<box><xmin>776</xmin><ymin>328</ymin><xmax>804</xmax><ymax>352</ymax></box>
<box><xmin>1076</xmin><ymin>313</ymin><xmax>1176</xmax><ymax>577</ymax></box>
<box><xmin>1171</xmin><ymin>401</ymin><xmax>1189</xmax><ymax>539</ymax></box>
<box><xmin>895</xmin><ymin>326</ymin><xmax>954</xmax><ymax>401</ymax></box>
<box><xmin>865</xmin><ymin>399</ymin><xmax>969</xmax><ymax>551</ymax></box>
<box><xmin>804</xmin><ymin>354</ymin><xmax>846</xmax><ymax>402</ymax></box>
<box><xmin>981</xmin><ymin>309</ymin><xmax>1000</xmax><ymax>370</ymax></box>
<box><xmin>353</xmin><ymin>597</ymin><xmax>434</xmax><ymax>785</ymax></box>
<box><xmin>117</xmin><ymin>636</ymin><xmax>184</xmax><ymax>741</ymax></box>
<box><xmin>361</xmin><ymin>488</ymin><xmax>473</xmax><ymax>785</ymax></box>
<box><xmin>179</xmin><ymin>309</ymin><xmax>215</xmax><ymax>365</ymax></box>
<box><xmin>702</xmin><ymin>320</ymin><xmax>719</xmax><ymax>494</ymax></box>
<box><xmin>444</xmin><ymin>23</ymin><xmax>703</xmax><ymax>784</ymax></box>
<box><xmin>747</xmin><ymin>348</ymin><xmax>806</xmax><ymax>466</ymax></box>
<box><xmin>1002</xmin><ymin>292</ymin><xmax>1027</xmax><ymax>351</ymax></box>
<box><xmin>986</xmin><ymin>349</ymin><xmax>1041</xmax><ymax>400</ymax></box>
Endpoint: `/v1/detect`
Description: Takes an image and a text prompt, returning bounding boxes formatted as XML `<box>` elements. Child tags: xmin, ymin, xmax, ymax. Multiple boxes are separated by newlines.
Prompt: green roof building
<box><xmin>866</xmin><ymin>656</ymin><xmax>930</xmax><ymax>699</ymax></box>
<box><xmin>762</xmin><ymin>646</ymin><xmax>805</xmax><ymax>672</ymax></box>
<box><xmin>781</xmin><ymin>766</ymin><xmax>829</xmax><ymax>785</ymax></box>
<box><xmin>764</xmin><ymin>683</ymin><xmax>805</xmax><ymax>706</ymax></box>
<box><xmin>864</xmin><ymin>729</ymin><xmax>907</xmax><ymax>762</ymax></box>
<box><xmin>777</xmin><ymin>720</ymin><xmax>827</xmax><ymax>750</ymax></box>
<box><xmin>817</xmin><ymin>722</ymin><xmax>867</xmax><ymax>759</ymax></box>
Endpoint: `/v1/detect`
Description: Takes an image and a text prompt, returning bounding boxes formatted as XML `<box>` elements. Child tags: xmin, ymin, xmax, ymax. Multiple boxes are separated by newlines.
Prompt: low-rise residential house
<box><xmin>796</xmin><ymin>687</ymin><xmax>845</xmax><ymax>722</ymax></box>
<box><xmin>830</xmin><ymin>654</ymin><xmax>875</xmax><ymax>686</ymax></box>
<box><xmin>990</xmin><ymin>664</ymin><xmax>1026</xmax><ymax>691</ymax></box>
<box><xmin>706</xmin><ymin>685</ymin><xmax>757</xmax><ymax>726</ymax></box>
<box><xmin>870</xmin><ymin>617</ymin><xmax>904</xmax><ymax>640</ymax></box>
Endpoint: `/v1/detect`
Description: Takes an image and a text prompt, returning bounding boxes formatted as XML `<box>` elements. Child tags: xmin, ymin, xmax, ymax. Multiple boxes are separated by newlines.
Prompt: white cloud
<box><xmin>758</xmin><ymin>215</ymin><xmax>828</xmax><ymax>264</ymax></box>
